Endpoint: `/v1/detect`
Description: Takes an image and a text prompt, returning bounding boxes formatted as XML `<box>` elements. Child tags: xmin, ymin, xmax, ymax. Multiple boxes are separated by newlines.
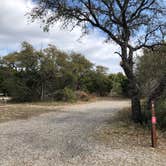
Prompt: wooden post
<box><xmin>151</xmin><ymin>100</ymin><xmax>157</xmax><ymax>148</ymax></box>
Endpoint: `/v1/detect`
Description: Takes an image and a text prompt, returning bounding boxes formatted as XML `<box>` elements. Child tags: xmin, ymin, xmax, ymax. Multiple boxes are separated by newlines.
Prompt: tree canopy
<box><xmin>136</xmin><ymin>45</ymin><xmax>166</xmax><ymax>100</ymax></box>
<box><xmin>31</xmin><ymin>0</ymin><xmax>165</xmax><ymax>50</ymax></box>
<box><xmin>0</xmin><ymin>42</ymin><xmax>128</xmax><ymax>102</ymax></box>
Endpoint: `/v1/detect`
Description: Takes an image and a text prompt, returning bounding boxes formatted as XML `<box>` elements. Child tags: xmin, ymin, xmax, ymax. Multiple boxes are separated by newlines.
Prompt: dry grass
<box><xmin>0</xmin><ymin>96</ymin><xmax>100</xmax><ymax>123</ymax></box>
<box><xmin>93</xmin><ymin>108</ymin><xmax>166</xmax><ymax>152</ymax></box>
<box><xmin>0</xmin><ymin>98</ymin><xmax>96</xmax><ymax>123</ymax></box>
<box><xmin>0</xmin><ymin>104</ymin><xmax>59</xmax><ymax>123</ymax></box>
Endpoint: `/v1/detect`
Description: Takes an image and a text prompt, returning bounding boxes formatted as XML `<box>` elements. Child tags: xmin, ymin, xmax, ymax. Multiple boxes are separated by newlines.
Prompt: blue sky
<box><xmin>0</xmin><ymin>0</ymin><xmax>123</xmax><ymax>73</ymax></box>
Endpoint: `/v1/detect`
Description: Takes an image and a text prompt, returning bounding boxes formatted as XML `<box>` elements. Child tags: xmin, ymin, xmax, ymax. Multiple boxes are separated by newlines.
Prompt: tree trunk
<box><xmin>128</xmin><ymin>78</ymin><xmax>142</xmax><ymax>123</ymax></box>
<box><xmin>147</xmin><ymin>97</ymin><xmax>151</xmax><ymax>112</ymax></box>
<box><xmin>131</xmin><ymin>94</ymin><xmax>142</xmax><ymax>123</ymax></box>
<box><xmin>41</xmin><ymin>82</ymin><xmax>44</xmax><ymax>101</ymax></box>
<box><xmin>121</xmin><ymin>72</ymin><xmax>143</xmax><ymax>123</ymax></box>
<box><xmin>120</xmin><ymin>47</ymin><xmax>142</xmax><ymax>123</ymax></box>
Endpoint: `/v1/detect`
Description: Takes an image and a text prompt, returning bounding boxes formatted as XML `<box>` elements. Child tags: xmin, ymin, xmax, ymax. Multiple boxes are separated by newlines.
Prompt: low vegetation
<box><xmin>141</xmin><ymin>96</ymin><xmax>166</xmax><ymax>131</ymax></box>
<box><xmin>94</xmin><ymin>108</ymin><xmax>166</xmax><ymax>149</ymax></box>
<box><xmin>136</xmin><ymin>45</ymin><xmax>166</xmax><ymax>130</ymax></box>
<box><xmin>0</xmin><ymin>104</ymin><xmax>60</xmax><ymax>123</ymax></box>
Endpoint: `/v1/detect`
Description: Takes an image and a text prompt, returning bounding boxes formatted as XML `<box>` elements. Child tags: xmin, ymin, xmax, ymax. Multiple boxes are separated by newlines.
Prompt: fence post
<box><xmin>151</xmin><ymin>100</ymin><xmax>157</xmax><ymax>148</ymax></box>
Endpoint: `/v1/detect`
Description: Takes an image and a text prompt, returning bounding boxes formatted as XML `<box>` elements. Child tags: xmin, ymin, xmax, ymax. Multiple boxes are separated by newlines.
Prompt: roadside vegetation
<box><xmin>94</xmin><ymin>107</ymin><xmax>166</xmax><ymax>151</ymax></box>
<box><xmin>0</xmin><ymin>42</ymin><xmax>129</xmax><ymax>103</ymax></box>
<box><xmin>0</xmin><ymin>43</ymin><xmax>165</xmax><ymax>131</ymax></box>
<box><xmin>0</xmin><ymin>43</ymin><xmax>165</xmax><ymax>133</ymax></box>
<box><xmin>136</xmin><ymin>45</ymin><xmax>166</xmax><ymax>130</ymax></box>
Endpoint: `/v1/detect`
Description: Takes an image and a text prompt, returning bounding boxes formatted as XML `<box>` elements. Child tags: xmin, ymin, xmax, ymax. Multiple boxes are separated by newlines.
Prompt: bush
<box><xmin>141</xmin><ymin>98</ymin><xmax>166</xmax><ymax>130</ymax></box>
<box><xmin>53</xmin><ymin>88</ymin><xmax>76</xmax><ymax>102</ymax></box>
<box><xmin>155</xmin><ymin>98</ymin><xmax>166</xmax><ymax>130</ymax></box>
<box><xmin>109</xmin><ymin>73</ymin><xmax>129</xmax><ymax>97</ymax></box>
<box><xmin>75</xmin><ymin>91</ymin><xmax>90</xmax><ymax>101</ymax></box>
<box><xmin>63</xmin><ymin>87</ymin><xmax>76</xmax><ymax>102</ymax></box>
<box><xmin>141</xmin><ymin>101</ymin><xmax>151</xmax><ymax>127</ymax></box>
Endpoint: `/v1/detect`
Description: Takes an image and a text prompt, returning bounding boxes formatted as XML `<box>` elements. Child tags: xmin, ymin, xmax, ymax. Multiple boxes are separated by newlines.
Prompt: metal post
<box><xmin>151</xmin><ymin>100</ymin><xmax>157</xmax><ymax>148</ymax></box>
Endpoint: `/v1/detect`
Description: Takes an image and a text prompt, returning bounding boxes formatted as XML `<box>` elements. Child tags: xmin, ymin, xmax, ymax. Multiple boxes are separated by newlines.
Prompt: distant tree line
<box><xmin>0</xmin><ymin>42</ymin><xmax>129</xmax><ymax>102</ymax></box>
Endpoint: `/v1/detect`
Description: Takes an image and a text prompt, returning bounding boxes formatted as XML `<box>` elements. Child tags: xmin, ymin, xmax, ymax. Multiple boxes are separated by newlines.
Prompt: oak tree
<box><xmin>30</xmin><ymin>0</ymin><xmax>166</xmax><ymax>122</ymax></box>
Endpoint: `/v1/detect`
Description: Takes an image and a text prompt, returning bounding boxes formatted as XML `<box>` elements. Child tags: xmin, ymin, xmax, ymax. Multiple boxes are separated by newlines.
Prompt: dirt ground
<box><xmin>0</xmin><ymin>100</ymin><xmax>166</xmax><ymax>166</ymax></box>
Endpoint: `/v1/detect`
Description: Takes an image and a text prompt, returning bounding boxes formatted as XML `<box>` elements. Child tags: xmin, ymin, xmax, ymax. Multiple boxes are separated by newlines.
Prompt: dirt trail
<box><xmin>0</xmin><ymin>100</ymin><xmax>165</xmax><ymax>166</ymax></box>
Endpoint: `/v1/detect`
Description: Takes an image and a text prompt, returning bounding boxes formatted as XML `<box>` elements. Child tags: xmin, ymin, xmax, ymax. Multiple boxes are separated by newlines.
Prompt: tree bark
<box><xmin>41</xmin><ymin>82</ymin><xmax>44</xmax><ymax>101</ymax></box>
<box><xmin>120</xmin><ymin>47</ymin><xmax>142</xmax><ymax>123</ymax></box>
<box><xmin>131</xmin><ymin>93</ymin><xmax>142</xmax><ymax>123</ymax></box>
<box><xmin>128</xmin><ymin>79</ymin><xmax>142</xmax><ymax>123</ymax></box>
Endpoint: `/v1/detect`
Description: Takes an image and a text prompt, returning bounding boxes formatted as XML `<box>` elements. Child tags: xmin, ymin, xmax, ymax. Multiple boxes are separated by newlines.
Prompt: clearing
<box><xmin>0</xmin><ymin>100</ymin><xmax>166</xmax><ymax>166</ymax></box>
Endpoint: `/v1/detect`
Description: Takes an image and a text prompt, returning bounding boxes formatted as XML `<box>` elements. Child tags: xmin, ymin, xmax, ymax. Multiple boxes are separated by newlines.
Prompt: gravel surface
<box><xmin>0</xmin><ymin>100</ymin><xmax>166</xmax><ymax>166</ymax></box>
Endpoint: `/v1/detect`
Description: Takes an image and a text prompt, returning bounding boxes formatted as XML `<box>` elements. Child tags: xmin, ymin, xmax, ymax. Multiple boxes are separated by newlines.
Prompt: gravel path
<box><xmin>0</xmin><ymin>100</ymin><xmax>165</xmax><ymax>166</ymax></box>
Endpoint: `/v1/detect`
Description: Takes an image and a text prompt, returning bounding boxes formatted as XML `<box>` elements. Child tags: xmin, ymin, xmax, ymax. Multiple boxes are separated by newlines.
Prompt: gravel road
<box><xmin>0</xmin><ymin>100</ymin><xmax>165</xmax><ymax>166</ymax></box>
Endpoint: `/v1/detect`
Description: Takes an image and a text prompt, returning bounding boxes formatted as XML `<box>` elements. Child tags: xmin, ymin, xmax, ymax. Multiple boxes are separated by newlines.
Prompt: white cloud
<box><xmin>0</xmin><ymin>0</ymin><xmax>123</xmax><ymax>73</ymax></box>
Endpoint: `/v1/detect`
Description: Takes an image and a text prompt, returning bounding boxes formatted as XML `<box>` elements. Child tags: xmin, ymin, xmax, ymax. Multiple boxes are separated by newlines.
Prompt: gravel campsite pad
<box><xmin>0</xmin><ymin>100</ymin><xmax>166</xmax><ymax>166</ymax></box>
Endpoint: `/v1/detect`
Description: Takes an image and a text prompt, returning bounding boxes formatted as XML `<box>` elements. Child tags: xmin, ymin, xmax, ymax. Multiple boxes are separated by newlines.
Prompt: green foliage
<box><xmin>156</xmin><ymin>98</ymin><xmax>166</xmax><ymax>130</ymax></box>
<box><xmin>1</xmin><ymin>42</ymin><xmax>131</xmax><ymax>102</ymax></box>
<box><xmin>136</xmin><ymin>45</ymin><xmax>166</xmax><ymax>98</ymax></box>
<box><xmin>53</xmin><ymin>87</ymin><xmax>76</xmax><ymax>102</ymax></box>
<box><xmin>63</xmin><ymin>87</ymin><xmax>76</xmax><ymax>102</ymax></box>
<box><xmin>4</xmin><ymin>71</ymin><xmax>40</xmax><ymax>102</ymax></box>
<box><xmin>0</xmin><ymin>67</ymin><xmax>10</xmax><ymax>94</ymax></box>
<box><xmin>141</xmin><ymin>97</ymin><xmax>166</xmax><ymax>130</ymax></box>
<box><xmin>109</xmin><ymin>73</ymin><xmax>129</xmax><ymax>97</ymax></box>
<box><xmin>0</xmin><ymin>42</ymin><xmax>116</xmax><ymax>102</ymax></box>
<box><xmin>136</xmin><ymin>45</ymin><xmax>166</xmax><ymax>128</ymax></box>
<box><xmin>81</xmin><ymin>70</ymin><xmax>112</xmax><ymax>96</ymax></box>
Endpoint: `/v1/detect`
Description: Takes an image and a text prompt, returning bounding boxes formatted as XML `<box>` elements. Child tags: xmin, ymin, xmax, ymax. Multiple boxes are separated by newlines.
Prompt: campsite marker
<box><xmin>151</xmin><ymin>100</ymin><xmax>157</xmax><ymax>148</ymax></box>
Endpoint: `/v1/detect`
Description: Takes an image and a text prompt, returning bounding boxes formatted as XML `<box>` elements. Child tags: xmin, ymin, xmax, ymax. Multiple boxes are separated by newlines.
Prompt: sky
<box><xmin>0</xmin><ymin>0</ymin><xmax>123</xmax><ymax>73</ymax></box>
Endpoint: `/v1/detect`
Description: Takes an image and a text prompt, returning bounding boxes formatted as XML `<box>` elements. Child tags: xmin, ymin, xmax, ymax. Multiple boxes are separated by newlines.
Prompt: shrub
<box><xmin>155</xmin><ymin>98</ymin><xmax>166</xmax><ymax>130</ymax></box>
<box><xmin>75</xmin><ymin>91</ymin><xmax>90</xmax><ymax>101</ymax></box>
<box><xmin>109</xmin><ymin>73</ymin><xmax>129</xmax><ymax>97</ymax></box>
<box><xmin>141</xmin><ymin>98</ymin><xmax>166</xmax><ymax>130</ymax></box>
<box><xmin>53</xmin><ymin>88</ymin><xmax>76</xmax><ymax>102</ymax></box>
<box><xmin>63</xmin><ymin>87</ymin><xmax>76</xmax><ymax>102</ymax></box>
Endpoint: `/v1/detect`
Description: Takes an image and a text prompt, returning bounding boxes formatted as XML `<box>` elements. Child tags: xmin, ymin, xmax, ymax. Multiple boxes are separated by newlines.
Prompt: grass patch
<box><xmin>93</xmin><ymin>108</ymin><xmax>166</xmax><ymax>150</ymax></box>
<box><xmin>0</xmin><ymin>98</ymin><xmax>96</xmax><ymax>123</ymax></box>
<box><xmin>0</xmin><ymin>104</ymin><xmax>59</xmax><ymax>123</ymax></box>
